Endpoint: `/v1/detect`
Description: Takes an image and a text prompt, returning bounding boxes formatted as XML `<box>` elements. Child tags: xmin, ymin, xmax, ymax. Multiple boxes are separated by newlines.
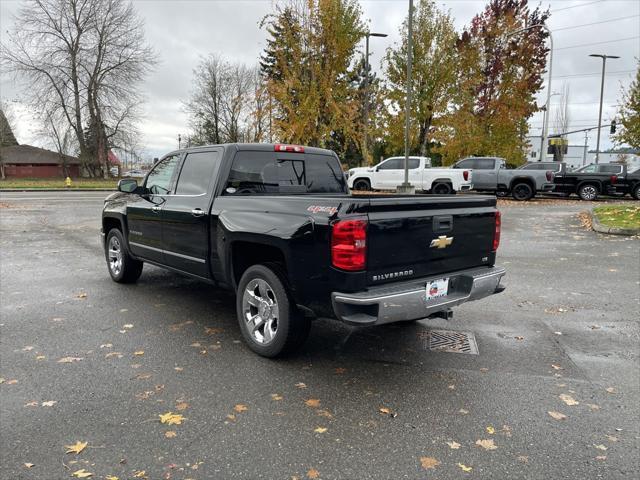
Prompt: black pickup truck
<box><xmin>101</xmin><ymin>144</ymin><xmax>505</xmax><ymax>357</ymax></box>
<box><xmin>548</xmin><ymin>162</ymin><xmax>629</xmax><ymax>200</ymax></box>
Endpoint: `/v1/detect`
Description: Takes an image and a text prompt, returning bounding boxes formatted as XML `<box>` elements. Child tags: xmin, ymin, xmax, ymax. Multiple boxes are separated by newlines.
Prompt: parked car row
<box><xmin>348</xmin><ymin>155</ymin><xmax>639</xmax><ymax>201</ymax></box>
<box><xmin>347</xmin><ymin>156</ymin><xmax>472</xmax><ymax>194</ymax></box>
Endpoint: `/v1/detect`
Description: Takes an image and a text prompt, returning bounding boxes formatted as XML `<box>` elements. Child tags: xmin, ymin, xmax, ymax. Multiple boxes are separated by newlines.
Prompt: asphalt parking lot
<box><xmin>1</xmin><ymin>191</ymin><xmax>639</xmax><ymax>480</ymax></box>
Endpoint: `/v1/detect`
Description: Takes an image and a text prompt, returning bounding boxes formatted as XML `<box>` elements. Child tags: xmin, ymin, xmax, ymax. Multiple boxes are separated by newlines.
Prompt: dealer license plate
<box><xmin>426</xmin><ymin>278</ymin><xmax>449</xmax><ymax>301</ymax></box>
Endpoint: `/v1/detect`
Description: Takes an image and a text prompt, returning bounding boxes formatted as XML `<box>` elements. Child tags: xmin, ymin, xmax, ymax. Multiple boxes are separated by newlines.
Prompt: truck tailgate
<box><xmin>364</xmin><ymin>195</ymin><xmax>497</xmax><ymax>286</ymax></box>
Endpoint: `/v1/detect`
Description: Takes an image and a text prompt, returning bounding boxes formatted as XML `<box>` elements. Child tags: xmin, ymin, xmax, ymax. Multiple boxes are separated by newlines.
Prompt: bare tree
<box><xmin>185</xmin><ymin>55</ymin><xmax>261</xmax><ymax>145</ymax></box>
<box><xmin>40</xmin><ymin>107</ymin><xmax>77</xmax><ymax>177</ymax></box>
<box><xmin>1</xmin><ymin>0</ymin><xmax>156</xmax><ymax>178</ymax></box>
<box><xmin>553</xmin><ymin>83</ymin><xmax>571</xmax><ymax>136</ymax></box>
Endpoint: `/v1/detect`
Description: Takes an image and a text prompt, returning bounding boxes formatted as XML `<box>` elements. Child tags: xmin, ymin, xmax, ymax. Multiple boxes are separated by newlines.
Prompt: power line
<box><xmin>552</xmin><ymin>70</ymin><xmax>634</xmax><ymax>79</ymax></box>
<box><xmin>551</xmin><ymin>0</ymin><xmax>603</xmax><ymax>13</ymax></box>
<box><xmin>553</xmin><ymin>15</ymin><xmax>640</xmax><ymax>31</ymax></box>
<box><xmin>555</xmin><ymin>36</ymin><xmax>640</xmax><ymax>51</ymax></box>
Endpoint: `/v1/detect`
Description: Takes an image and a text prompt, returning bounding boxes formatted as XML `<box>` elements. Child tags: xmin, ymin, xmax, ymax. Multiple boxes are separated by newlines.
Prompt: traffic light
<box><xmin>610</xmin><ymin>120</ymin><xmax>616</xmax><ymax>134</ymax></box>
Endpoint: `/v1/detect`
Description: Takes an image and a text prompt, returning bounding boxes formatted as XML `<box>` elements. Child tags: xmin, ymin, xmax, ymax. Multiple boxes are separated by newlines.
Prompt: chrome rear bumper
<box><xmin>331</xmin><ymin>266</ymin><xmax>506</xmax><ymax>326</ymax></box>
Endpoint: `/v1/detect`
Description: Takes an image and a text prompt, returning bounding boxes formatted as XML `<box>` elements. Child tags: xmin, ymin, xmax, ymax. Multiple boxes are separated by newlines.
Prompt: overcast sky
<box><xmin>1</xmin><ymin>0</ymin><xmax>639</xmax><ymax>161</ymax></box>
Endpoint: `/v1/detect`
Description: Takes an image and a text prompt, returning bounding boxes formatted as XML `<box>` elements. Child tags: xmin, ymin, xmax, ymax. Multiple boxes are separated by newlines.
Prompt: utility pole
<box><xmin>583</xmin><ymin>130</ymin><xmax>588</xmax><ymax>166</ymax></box>
<box><xmin>178</xmin><ymin>134</ymin><xmax>182</xmax><ymax>150</ymax></box>
<box><xmin>362</xmin><ymin>31</ymin><xmax>387</xmax><ymax>166</ymax></box>
<box><xmin>397</xmin><ymin>0</ymin><xmax>415</xmax><ymax>194</ymax></box>
<box><xmin>589</xmin><ymin>54</ymin><xmax>620</xmax><ymax>164</ymax></box>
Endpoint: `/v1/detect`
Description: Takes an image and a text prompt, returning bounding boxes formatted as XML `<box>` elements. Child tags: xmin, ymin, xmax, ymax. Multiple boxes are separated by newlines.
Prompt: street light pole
<box><xmin>397</xmin><ymin>0</ymin><xmax>415</xmax><ymax>194</ymax></box>
<box><xmin>589</xmin><ymin>54</ymin><xmax>620</xmax><ymax>163</ymax></box>
<box><xmin>363</xmin><ymin>31</ymin><xmax>387</xmax><ymax>166</ymax></box>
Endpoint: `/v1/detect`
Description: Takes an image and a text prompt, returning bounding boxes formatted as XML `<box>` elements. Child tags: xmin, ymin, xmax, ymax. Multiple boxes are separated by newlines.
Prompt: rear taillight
<box><xmin>546</xmin><ymin>170</ymin><xmax>553</xmax><ymax>181</ymax></box>
<box><xmin>463</xmin><ymin>170</ymin><xmax>469</xmax><ymax>181</ymax></box>
<box><xmin>610</xmin><ymin>175</ymin><xmax>618</xmax><ymax>184</ymax></box>
<box><xmin>274</xmin><ymin>144</ymin><xmax>305</xmax><ymax>153</ymax></box>
<box><xmin>331</xmin><ymin>219</ymin><xmax>367</xmax><ymax>271</ymax></box>
<box><xmin>493</xmin><ymin>211</ymin><xmax>501</xmax><ymax>252</ymax></box>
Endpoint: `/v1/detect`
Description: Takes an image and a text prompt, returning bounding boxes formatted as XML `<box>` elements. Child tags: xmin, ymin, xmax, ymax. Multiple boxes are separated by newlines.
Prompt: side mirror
<box><xmin>118</xmin><ymin>178</ymin><xmax>138</xmax><ymax>193</ymax></box>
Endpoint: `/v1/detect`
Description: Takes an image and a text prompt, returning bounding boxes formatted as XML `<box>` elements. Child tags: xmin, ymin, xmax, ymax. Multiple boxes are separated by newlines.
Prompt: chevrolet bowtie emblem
<box><xmin>430</xmin><ymin>235</ymin><xmax>454</xmax><ymax>249</ymax></box>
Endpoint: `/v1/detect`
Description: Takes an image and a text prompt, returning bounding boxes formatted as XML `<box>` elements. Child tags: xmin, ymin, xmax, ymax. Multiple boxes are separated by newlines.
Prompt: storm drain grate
<box><xmin>423</xmin><ymin>330</ymin><xmax>479</xmax><ymax>355</ymax></box>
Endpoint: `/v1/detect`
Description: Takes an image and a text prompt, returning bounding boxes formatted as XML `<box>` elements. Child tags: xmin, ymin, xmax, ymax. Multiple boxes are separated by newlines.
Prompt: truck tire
<box><xmin>578</xmin><ymin>183</ymin><xmax>598</xmax><ymax>201</ymax></box>
<box><xmin>105</xmin><ymin>228</ymin><xmax>143</xmax><ymax>283</ymax></box>
<box><xmin>353</xmin><ymin>178</ymin><xmax>371</xmax><ymax>191</ymax></box>
<box><xmin>236</xmin><ymin>264</ymin><xmax>310</xmax><ymax>358</ymax></box>
<box><xmin>511</xmin><ymin>183</ymin><xmax>534</xmax><ymax>201</ymax></box>
<box><xmin>432</xmin><ymin>182</ymin><xmax>452</xmax><ymax>194</ymax></box>
<box><xmin>632</xmin><ymin>184</ymin><xmax>640</xmax><ymax>200</ymax></box>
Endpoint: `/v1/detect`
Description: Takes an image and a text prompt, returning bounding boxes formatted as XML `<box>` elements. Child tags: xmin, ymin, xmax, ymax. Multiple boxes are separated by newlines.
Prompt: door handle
<box><xmin>191</xmin><ymin>208</ymin><xmax>205</xmax><ymax>217</ymax></box>
<box><xmin>151</xmin><ymin>205</ymin><xmax>161</xmax><ymax>213</ymax></box>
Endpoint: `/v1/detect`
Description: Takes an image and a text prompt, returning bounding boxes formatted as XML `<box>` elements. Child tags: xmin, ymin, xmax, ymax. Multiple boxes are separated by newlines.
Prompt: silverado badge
<box><xmin>430</xmin><ymin>235</ymin><xmax>453</xmax><ymax>249</ymax></box>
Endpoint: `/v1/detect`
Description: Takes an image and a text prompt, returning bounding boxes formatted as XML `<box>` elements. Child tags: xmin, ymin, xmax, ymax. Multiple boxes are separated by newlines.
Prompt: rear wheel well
<box><xmin>231</xmin><ymin>241</ymin><xmax>287</xmax><ymax>289</ymax></box>
<box><xmin>577</xmin><ymin>181</ymin><xmax>601</xmax><ymax>193</ymax></box>
<box><xmin>509</xmin><ymin>177</ymin><xmax>534</xmax><ymax>190</ymax></box>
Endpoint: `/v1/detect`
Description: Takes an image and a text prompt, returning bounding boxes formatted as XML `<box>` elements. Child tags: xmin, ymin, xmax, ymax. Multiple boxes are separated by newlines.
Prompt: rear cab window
<box><xmin>225</xmin><ymin>150</ymin><xmax>346</xmax><ymax>195</ymax></box>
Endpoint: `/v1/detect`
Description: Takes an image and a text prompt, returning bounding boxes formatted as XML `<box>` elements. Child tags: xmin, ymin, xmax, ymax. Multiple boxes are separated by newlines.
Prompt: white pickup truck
<box><xmin>347</xmin><ymin>156</ymin><xmax>472</xmax><ymax>194</ymax></box>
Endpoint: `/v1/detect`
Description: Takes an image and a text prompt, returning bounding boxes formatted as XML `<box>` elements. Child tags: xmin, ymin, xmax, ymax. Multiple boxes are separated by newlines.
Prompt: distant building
<box><xmin>0</xmin><ymin>144</ymin><xmax>81</xmax><ymax>178</ymax></box>
<box><xmin>526</xmin><ymin>135</ymin><xmax>587</xmax><ymax>169</ymax></box>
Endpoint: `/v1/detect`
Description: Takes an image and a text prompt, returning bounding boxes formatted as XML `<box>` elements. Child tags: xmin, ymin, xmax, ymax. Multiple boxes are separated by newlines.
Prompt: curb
<box><xmin>591</xmin><ymin>209</ymin><xmax>640</xmax><ymax>236</ymax></box>
<box><xmin>0</xmin><ymin>188</ymin><xmax>115</xmax><ymax>192</ymax></box>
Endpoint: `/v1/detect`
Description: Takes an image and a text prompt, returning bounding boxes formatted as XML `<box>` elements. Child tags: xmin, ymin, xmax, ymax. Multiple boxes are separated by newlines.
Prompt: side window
<box><xmin>175</xmin><ymin>150</ymin><xmax>221</xmax><ymax>195</ymax></box>
<box><xmin>581</xmin><ymin>165</ymin><xmax>597</xmax><ymax>173</ymax></box>
<box><xmin>454</xmin><ymin>159</ymin><xmax>474</xmax><ymax>169</ymax></box>
<box><xmin>378</xmin><ymin>158</ymin><xmax>402</xmax><ymax>170</ymax></box>
<box><xmin>475</xmin><ymin>158</ymin><xmax>496</xmax><ymax>170</ymax></box>
<box><xmin>408</xmin><ymin>158</ymin><xmax>420</xmax><ymax>169</ymax></box>
<box><xmin>598</xmin><ymin>165</ymin><xmax>621</xmax><ymax>174</ymax></box>
<box><xmin>145</xmin><ymin>154</ymin><xmax>180</xmax><ymax>195</ymax></box>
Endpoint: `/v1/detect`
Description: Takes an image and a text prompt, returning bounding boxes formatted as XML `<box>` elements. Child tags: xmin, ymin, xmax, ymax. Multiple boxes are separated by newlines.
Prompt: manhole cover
<box><xmin>423</xmin><ymin>330</ymin><xmax>478</xmax><ymax>355</ymax></box>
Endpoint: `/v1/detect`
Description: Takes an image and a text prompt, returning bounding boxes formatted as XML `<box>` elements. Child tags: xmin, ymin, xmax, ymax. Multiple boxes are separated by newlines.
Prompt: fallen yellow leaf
<box><xmin>24</xmin><ymin>463</ymin><xmax>35</xmax><ymax>468</ymax></box>
<box><xmin>159</xmin><ymin>412</ymin><xmax>185</xmax><ymax>425</ymax></box>
<box><xmin>307</xmin><ymin>468</ymin><xmax>320</xmax><ymax>479</ymax></box>
<box><xmin>486</xmin><ymin>426</ymin><xmax>496</xmax><ymax>434</ymax></box>
<box><xmin>605</xmin><ymin>435</ymin><xmax>618</xmax><ymax>442</ymax></box>
<box><xmin>24</xmin><ymin>401</ymin><xmax>38</xmax><ymax>407</ymax></box>
<box><xmin>475</xmin><ymin>439</ymin><xmax>498</xmax><ymax>450</ymax></box>
<box><xmin>458</xmin><ymin>408</ymin><xmax>469</xmax><ymax>415</ymax></box>
<box><xmin>41</xmin><ymin>401</ymin><xmax>57</xmax><ymax>407</ymax></box>
<box><xmin>165</xmin><ymin>431</ymin><xmax>177</xmax><ymax>438</ymax></box>
<box><xmin>133</xmin><ymin>471</ymin><xmax>147</xmax><ymax>478</ymax></box>
<box><xmin>314</xmin><ymin>427</ymin><xmax>327</xmax><ymax>433</ymax></box>
<box><xmin>446</xmin><ymin>441</ymin><xmax>461</xmax><ymax>449</ymax></box>
<box><xmin>295</xmin><ymin>382</ymin><xmax>307</xmax><ymax>389</ymax></box>
<box><xmin>605</xmin><ymin>387</ymin><xmax>616</xmax><ymax>394</ymax></box>
<box><xmin>36</xmin><ymin>355</ymin><xmax>46</xmax><ymax>360</ymax></box>
<box><xmin>133</xmin><ymin>350</ymin><xmax>144</xmax><ymax>356</ymax></box>
<box><xmin>105</xmin><ymin>476</ymin><xmax>119</xmax><ymax>480</ymax></box>
<box><xmin>176</xmin><ymin>402</ymin><xmax>189</xmax><ymax>411</ymax></box>
<box><xmin>379</xmin><ymin>407</ymin><xmax>390</xmax><ymax>414</ymax></box>
<box><xmin>75</xmin><ymin>292</ymin><xmax>87</xmax><ymax>299</ymax></box>
<box><xmin>420</xmin><ymin>457</ymin><xmax>440</xmax><ymax>469</ymax></box>
<box><xmin>594</xmin><ymin>444</ymin><xmax>608</xmax><ymax>451</ymax></box>
<box><xmin>559</xmin><ymin>394</ymin><xmax>579</xmax><ymax>406</ymax></box>
<box><xmin>305</xmin><ymin>399</ymin><xmax>321</xmax><ymax>408</ymax></box>
<box><xmin>317</xmin><ymin>409</ymin><xmax>333</xmax><ymax>419</ymax></box>
<box><xmin>234</xmin><ymin>404</ymin><xmax>248</xmax><ymax>413</ymax></box>
<box><xmin>548</xmin><ymin>411</ymin><xmax>567</xmax><ymax>420</ymax></box>
<box><xmin>271</xmin><ymin>394</ymin><xmax>283</xmax><ymax>401</ymax></box>
<box><xmin>65</xmin><ymin>441</ymin><xmax>88</xmax><ymax>455</ymax></box>
<box><xmin>72</xmin><ymin>469</ymin><xmax>93</xmax><ymax>478</ymax></box>
<box><xmin>458</xmin><ymin>463</ymin><xmax>473</xmax><ymax>472</ymax></box>
<box><xmin>551</xmin><ymin>364</ymin><xmax>563</xmax><ymax>370</ymax></box>
<box><xmin>57</xmin><ymin>356</ymin><xmax>83</xmax><ymax>363</ymax></box>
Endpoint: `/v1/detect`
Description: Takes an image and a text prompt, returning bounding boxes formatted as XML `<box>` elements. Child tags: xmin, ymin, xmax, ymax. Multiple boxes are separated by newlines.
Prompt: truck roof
<box><xmin>163</xmin><ymin>143</ymin><xmax>337</xmax><ymax>158</ymax></box>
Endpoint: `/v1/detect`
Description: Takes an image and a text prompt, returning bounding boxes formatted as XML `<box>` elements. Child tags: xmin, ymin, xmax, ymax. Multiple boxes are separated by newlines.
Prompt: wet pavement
<box><xmin>1</xmin><ymin>191</ymin><xmax>638</xmax><ymax>479</ymax></box>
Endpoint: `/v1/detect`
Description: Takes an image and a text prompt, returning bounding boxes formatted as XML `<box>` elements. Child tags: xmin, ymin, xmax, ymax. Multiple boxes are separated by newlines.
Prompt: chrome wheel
<box><xmin>108</xmin><ymin>236</ymin><xmax>123</xmax><ymax>276</ymax></box>
<box><xmin>242</xmin><ymin>278</ymin><xmax>279</xmax><ymax>345</ymax></box>
<box><xmin>580</xmin><ymin>185</ymin><xmax>597</xmax><ymax>200</ymax></box>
